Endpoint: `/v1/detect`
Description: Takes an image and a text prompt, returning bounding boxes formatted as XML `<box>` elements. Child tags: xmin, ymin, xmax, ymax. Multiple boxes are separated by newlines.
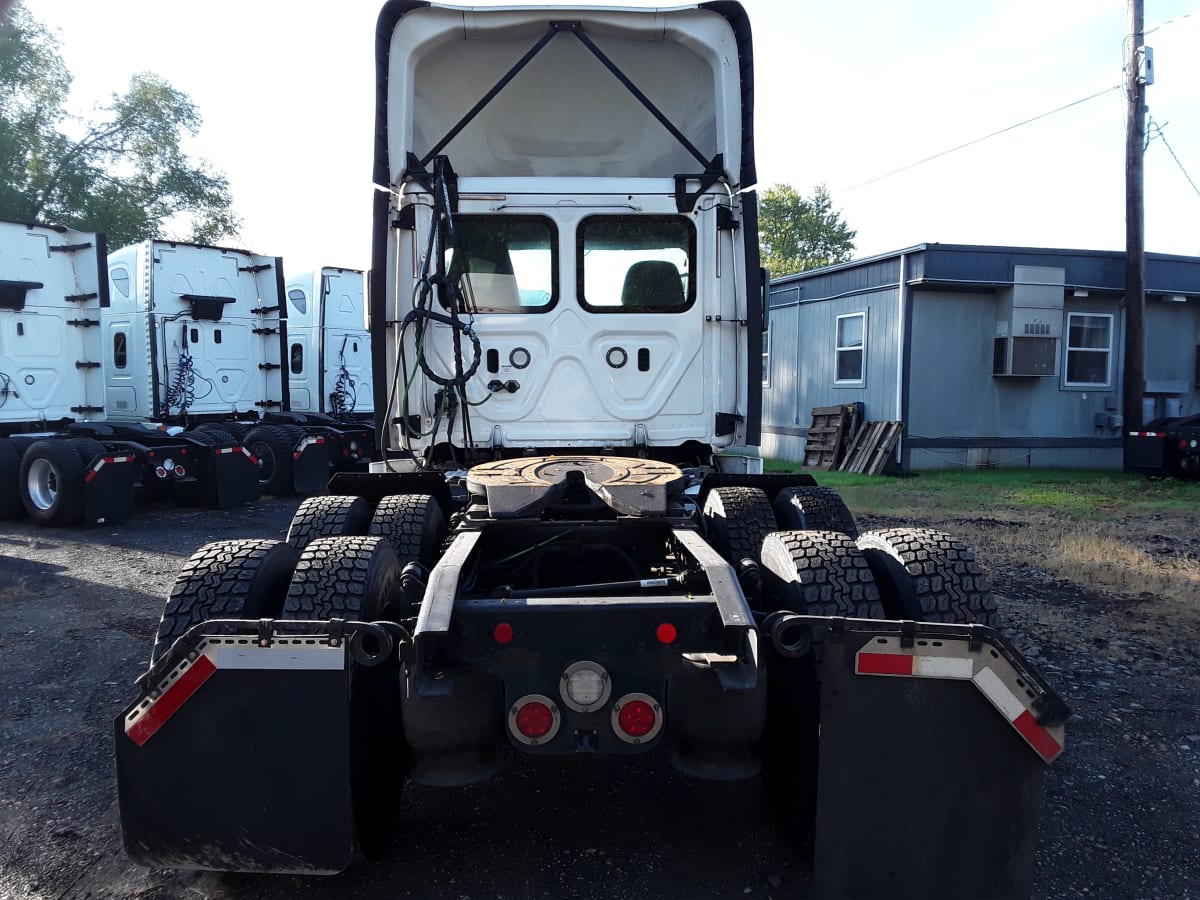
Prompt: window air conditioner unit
<box><xmin>993</xmin><ymin>325</ymin><xmax>1059</xmax><ymax>377</ymax></box>
<box><xmin>992</xmin><ymin>266</ymin><xmax>1064</xmax><ymax>377</ymax></box>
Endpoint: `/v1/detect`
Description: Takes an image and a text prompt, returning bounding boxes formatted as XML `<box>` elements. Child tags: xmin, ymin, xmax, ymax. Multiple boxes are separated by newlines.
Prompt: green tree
<box><xmin>0</xmin><ymin>4</ymin><xmax>238</xmax><ymax>246</ymax></box>
<box><xmin>758</xmin><ymin>183</ymin><xmax>856</xmax><ymax>277</ymax></box>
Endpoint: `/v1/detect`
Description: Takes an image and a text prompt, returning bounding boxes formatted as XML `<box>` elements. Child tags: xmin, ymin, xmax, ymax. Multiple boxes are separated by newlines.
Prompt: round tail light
<box><xmin>154</xmin><ymin>466</ymin><xmax>167</xmax><ymax>479</ymax></box>
<box><xmin>612</xmin><ymin>692</ymin><xmax>663</xmax><ymax>744</ymax></box>
<box><xmin>560</xmin><ymin>661</ymin><xmax>611</xmax><ymax>713</ymax></box>
<box><xmin>509</xmin><ymin>694</ymin><xmax>560</xmax><ymax>746</ymax></box>
<box><xmin>174</xmin><ymin>465</ymin><xmax>186</xmax><ymax>476</ymax></box>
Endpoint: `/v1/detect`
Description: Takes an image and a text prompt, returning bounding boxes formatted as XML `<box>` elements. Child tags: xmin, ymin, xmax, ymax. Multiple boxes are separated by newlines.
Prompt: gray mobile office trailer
<box><xmin>763</xmin><ymin>243</ymin><xmax>1200</xmax><ymax>472</ymax></box>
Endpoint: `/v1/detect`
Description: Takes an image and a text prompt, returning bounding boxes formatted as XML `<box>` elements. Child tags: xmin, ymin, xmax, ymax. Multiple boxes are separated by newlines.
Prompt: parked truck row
<box><xmin>0</xmin><ymin>220</ymin><xmax>375</xmax><ymax>526</ymax></box>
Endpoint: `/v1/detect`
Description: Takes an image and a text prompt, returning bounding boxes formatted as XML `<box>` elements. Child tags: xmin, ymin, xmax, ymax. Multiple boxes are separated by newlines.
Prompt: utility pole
<box><xmin>1122</xmin><ymin>0</ymin><xmax>1147</xmax><ymax>459</ymax></box>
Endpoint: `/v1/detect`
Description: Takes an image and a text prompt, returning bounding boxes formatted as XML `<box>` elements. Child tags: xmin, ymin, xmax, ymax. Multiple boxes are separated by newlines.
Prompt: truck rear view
<box><xmin>115</xmin><ymin>4</ymin><xmax>1068</xmax><ymax>895</ymax></box>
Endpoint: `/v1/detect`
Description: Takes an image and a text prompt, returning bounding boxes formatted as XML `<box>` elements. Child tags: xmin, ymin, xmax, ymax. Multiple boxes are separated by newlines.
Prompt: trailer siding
<box><xmin>764</xmin><ymin>243</ymin><xmax>1200</xmax><ymax>472</ymax></box>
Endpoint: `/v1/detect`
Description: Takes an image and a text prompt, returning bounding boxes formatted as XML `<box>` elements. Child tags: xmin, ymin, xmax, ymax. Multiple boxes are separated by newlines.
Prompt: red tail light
<box><xmin>509</xmin><ymin>694</ymin><xmax>560</xmax><ymax>745</ymax></box>
<box><xmin>612</xmin><ymin>693</ymin><xmax>663</xmax><ymax>743</ymax></box>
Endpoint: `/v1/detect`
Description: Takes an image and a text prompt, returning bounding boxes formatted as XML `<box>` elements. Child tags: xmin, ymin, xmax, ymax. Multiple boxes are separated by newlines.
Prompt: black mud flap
<box><xmin>1124</xmin><ymin>432</ymin><xmax>1165</xmax><ymax>473</ymax></box>
<box><xmin>115</xmin><ymin>636</ymin><xmax>355</xmax><ymax>873</ymax></box>
<box><xmin>82</xmin><ymin>454</ymin><xmax>136</xmax><ymax>526</ymax></box>
<box><xmin>211</xmin><ymin>446</ymin><xmax>262</xmax><ymax>507</ymax></box>
<box><xmin>293</xmin><ymin>437</ymin><xmax>331</xmax><ymax>494</ymax></box>
<box><xmin>811</xmin><ymin>622</ymin><xmax>1067</xmax><ymax>900</ymax></box>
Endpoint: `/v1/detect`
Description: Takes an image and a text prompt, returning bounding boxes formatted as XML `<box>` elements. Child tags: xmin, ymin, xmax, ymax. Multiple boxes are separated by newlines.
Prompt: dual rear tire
<box><xmin>153</xmin><ymin>491</ymin><xmax>448</xmax><ymax>660</ymax></box>
<box><xmin>17</xmin><ymin>438</ymin><xmax>105</xmax><ymax>526</ymax></box>
<box><xmin>150</xmin><ymin>505</ymin><xmax>442</xmax><ymax>860</ymax></box>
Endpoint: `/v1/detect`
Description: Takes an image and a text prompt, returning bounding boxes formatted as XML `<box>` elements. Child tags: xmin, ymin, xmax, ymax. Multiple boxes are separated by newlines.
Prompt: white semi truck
<box><xmin>106</xmin><ymin>241</ymin><xmax>375</xmax><ymax>495</ymax></box>
<box><xmin>0</xmin><ymin>220</ymin><xmax>257</xmax><ymax>525</ymax></box>
<box><xmin>116</xmin><ymin>3</ymin><xmax>1068</xmax><ymax>896</ymax></box>
<box><xmin>284</xmin><ymin>267</ymin><xmax>374</xmax><ymax>423</ymax></box>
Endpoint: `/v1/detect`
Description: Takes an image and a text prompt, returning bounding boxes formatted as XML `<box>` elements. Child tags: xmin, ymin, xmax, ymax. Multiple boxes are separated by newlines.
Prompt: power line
<box><xmin>1147</xmin><ymin>115</ymin><xmax>1200</xmax><ymax>200</ymax></box>
<box><xmin>1145</xmin><ymin>10</ymin><xmax>1196</xmax><ymax>35</ymax></box>
<box><xmin>842</xmin><ymin>85</ymin><xmax>1121</xmax><ymax>193</ymax></box>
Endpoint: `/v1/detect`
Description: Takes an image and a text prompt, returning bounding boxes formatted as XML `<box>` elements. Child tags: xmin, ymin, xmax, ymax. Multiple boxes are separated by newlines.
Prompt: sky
<box><xmin>26</xmin><ymin>0</ymin><xmax>1200</xmax><ymax>275</ymax></box>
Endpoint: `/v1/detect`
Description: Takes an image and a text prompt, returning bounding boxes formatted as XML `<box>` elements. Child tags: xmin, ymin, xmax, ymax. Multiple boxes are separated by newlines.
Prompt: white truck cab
<box><xmin>0</xmin><ymin>220</ymin><xmax>108</xmax><ymax>428</ymax></box>
<box><xmin>284</xmin><ymin>267</ymin><xmax>373</xmax><ymax>419</ymax></box>
<box><xmin>371</xmin><ymin>3</ymin><xmax>764</xmax><ymax>471</ymax></box>
<box><xmin>104</xmin><ymin>241</ymin><xmax>286</xmax><ymax>421</ymax></box>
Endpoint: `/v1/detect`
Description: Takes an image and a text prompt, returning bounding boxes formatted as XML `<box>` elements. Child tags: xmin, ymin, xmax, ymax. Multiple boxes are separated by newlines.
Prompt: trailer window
<box><xmin>1064</xmin><ymin>313</ymin><xmax>1112</xmax><ymax>387</ymax></box>
<box><xmin>443</xmin><ymin>216</ymin><xmax>556</xmax><ymax>313</ymax></box>
<box><xmin>113</xmin><ymin>331</ymin><xmax>128</xmax><ymax>369</ymax></box>
<box><xmin>762</xmin><ymin>324</ymin><xmax>771</xmax><ymax>387</ymax></box>
<box><xmin>290</xmin><ymin>343</ymin><xmax>304</xmax><ymax>374</ymax></box>
<box><xmin>578</xmin><ymin>215</ymin><xmax>694</xmax><ymax>312</ymax></box>
<box><xmin>835</xmin><ymin>312</ymin><xmax>866</xmax><ymax>384</ymax></box>
<box><xmin>288</xmin><ymin>288</ymin><xmax>307</xmax><ymax>315</ymax></box>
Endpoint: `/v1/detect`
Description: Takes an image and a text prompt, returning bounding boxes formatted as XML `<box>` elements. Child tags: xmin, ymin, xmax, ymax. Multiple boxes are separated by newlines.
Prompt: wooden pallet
<box><xmin>838</xmin><ymin>421</ymin><xmax>904</xmax><ymax>475</ymax></box>
<box><xmin>804</xmin><ymin>404</ymin><xmax>860</xmax><ymax>470</ymax></box>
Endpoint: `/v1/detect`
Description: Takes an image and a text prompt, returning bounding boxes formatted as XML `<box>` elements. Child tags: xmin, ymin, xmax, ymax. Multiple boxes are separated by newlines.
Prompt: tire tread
<box><xmin>856</xmin><ymin>527</ymin><xmax>999</xmax><ymax>627</ymax></box>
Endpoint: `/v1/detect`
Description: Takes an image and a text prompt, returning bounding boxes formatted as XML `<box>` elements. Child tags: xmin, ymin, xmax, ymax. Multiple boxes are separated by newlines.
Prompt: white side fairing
<box><xmin>0</xmin><ymin>221</ymin><xmax>107</xmax><ymax>426</ymax></box>
<box><xmin>105</xmin><ymin>242</ymin><xmax>285</xmax><ymax>421</ymax></box>
<box><xmin>376</xmin><ymin>3</ymin><xmax>759</xmax><ymax>461</ymax></box>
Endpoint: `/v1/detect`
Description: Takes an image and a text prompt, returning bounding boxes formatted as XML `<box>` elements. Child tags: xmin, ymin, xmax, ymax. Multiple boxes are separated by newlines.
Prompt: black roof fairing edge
<box><xmin>371</xmin><ymin>1</ymin><xmax>431</xmax><ymax>431</ymax></box>
<box><xmin>699</xmin><ymin>1</ymin><xmax>756</xmax><ymax>187</ymax></box>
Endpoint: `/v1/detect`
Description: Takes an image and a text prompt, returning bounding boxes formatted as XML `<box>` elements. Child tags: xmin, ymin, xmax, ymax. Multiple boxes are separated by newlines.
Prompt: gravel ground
<box><xmin>0</xmin><ymin>499</ymin><xmax>1197</xmax><ymax>899</ymax></box>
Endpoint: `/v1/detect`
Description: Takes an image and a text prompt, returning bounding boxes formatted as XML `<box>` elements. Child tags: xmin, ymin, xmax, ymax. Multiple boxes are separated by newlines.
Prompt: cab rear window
<box><xmin>443</xmin><ymin>216</ymin><xmax>557</xmax><ymax>313</ymax></box>
<box><xmin>577</xmin><ymin>215</ymin><xmax>694</xmax><ymax>312</ymax></box>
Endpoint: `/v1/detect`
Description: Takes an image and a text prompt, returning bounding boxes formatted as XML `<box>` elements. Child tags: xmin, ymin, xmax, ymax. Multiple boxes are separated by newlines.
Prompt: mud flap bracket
<box><xmin>82</xmin><ymin>454</ymin><xmax>136</xmax><ymax>526</ymax></box>
<box><xmin>808</xmin><ymin>619</ymin><xmax>1067</xmax><ymax>900</ymax></box>
<box><xmin>293</xmin><ymin>437</ymin><xmax>331</xmax><ymax>494</ymax></box>
<box><xmin>211</xmin><ymin>446</ymin><xmax>262</xmax><ymax>508</ymax></box>
<box><xmin>116</xmin><ymin>636</ymin><xmax>356</xmax><ymax>874</ymax></box>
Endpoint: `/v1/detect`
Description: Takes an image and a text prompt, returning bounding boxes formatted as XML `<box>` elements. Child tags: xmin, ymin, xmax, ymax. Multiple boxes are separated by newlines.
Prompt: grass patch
<box><xmin>763</xmin><ymin>463</ymin><xmax>1200</xmax><ymax>520</ymax></box>
<box><xmin>761</xmin><ymin>463</ymin><xmax>1200</xmax><ymax>606</ymax></box>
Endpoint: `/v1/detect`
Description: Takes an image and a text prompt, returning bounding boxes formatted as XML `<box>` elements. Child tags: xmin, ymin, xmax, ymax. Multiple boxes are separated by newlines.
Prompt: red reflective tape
<box><xmin>857</xmin><ymin>652</ymin><xmax>914</xmax><ymax>676</ymax></box>
<box><xmin>84</xmin><ymin>470</ymin><xmax>96</xmax><ymax>483</ymax></box>
<box><xmin>126</xmin><ymin>655</ymin><xmax>217</xmax><ymax>747</ymax></box>
<box><xmin>1013</xmin><ymin>709</ymin><xmax>1063</xmax><ymax>763</ymax></box>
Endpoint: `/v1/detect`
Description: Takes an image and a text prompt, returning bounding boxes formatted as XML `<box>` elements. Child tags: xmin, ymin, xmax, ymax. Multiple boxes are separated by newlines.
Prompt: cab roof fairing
<box><xmin>372</xmin><ymin>1</ymin><xmax>756</xmax><ymax>188</ymax></box>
